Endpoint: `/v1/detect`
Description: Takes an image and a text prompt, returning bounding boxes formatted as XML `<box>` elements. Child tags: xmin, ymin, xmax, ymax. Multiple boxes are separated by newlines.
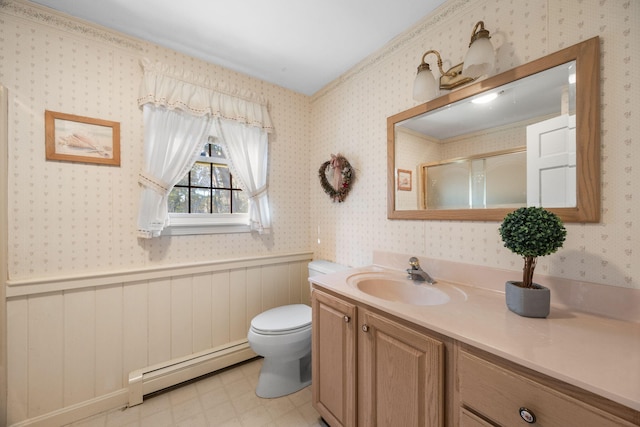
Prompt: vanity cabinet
<box><xmin>312</xmin><ymin>286</ymin><xmax>638</xmax><ymax>427</ymax></box>
<box><xmin>312</xmin><ymin>289</ymin><xmax>357</xmax><ymax>427</ymax></box>
<box><xmin>458</xmin><ymin>348</ymin><xmax>637</xmax><ymax>427</ymax></box>
<box><xmin>358</xmin><ymin>308</ymin><xmax>444</xmax><ymax>427</ymax></box>
<box><xmin>312</xmin><ymin>288</ymin><xmax>445</xmax><ymax>427</ymax></box>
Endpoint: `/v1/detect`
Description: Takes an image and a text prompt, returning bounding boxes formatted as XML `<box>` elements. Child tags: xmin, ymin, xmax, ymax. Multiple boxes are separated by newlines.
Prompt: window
<box><xmin>163</xmin><ymin>139</ymin><xmax>250</xmax><ymax>235</ymax></box>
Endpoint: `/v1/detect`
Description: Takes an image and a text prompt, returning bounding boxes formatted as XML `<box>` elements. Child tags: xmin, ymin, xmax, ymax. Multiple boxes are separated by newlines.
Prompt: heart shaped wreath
<box><xmin>318</xmin><ymin>154</ymin><xmax>354</xmax><ymax>203</ymax></box>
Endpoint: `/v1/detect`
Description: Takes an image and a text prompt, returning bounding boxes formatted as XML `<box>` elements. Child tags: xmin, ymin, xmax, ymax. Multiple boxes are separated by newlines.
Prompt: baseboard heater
<box><xmin>128</xmin><ymin>339</ymin><xmax>255</xmax><ymax>406</ymax></box>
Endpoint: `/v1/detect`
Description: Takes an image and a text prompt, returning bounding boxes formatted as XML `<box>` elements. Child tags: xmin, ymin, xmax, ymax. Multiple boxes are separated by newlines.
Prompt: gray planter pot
<box><xmin>505</xmin><ymin>281</ymin><xmax>550</xmax><ymax>318</ymax></box>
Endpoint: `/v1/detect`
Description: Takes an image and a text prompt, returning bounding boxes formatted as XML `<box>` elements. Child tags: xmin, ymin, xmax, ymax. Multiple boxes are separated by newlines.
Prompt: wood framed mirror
<box><xmin>387</xmin><ymin>36</ymin><xmax>600</xmax><ymax>222</ymax></box>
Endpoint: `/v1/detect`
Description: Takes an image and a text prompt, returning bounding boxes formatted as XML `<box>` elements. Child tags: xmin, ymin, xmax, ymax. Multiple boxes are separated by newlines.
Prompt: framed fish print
<box><xmin>45</xmin><ymin>110</ymin><xmax>120</xmax><ymax>166</ymax></box>
<box><xmin>397</xmin><ymin>169</ymin><xmax>412</xmax><ymax>191</ymax></box>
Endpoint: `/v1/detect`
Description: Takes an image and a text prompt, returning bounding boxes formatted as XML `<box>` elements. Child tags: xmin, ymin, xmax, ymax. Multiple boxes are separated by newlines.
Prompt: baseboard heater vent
<box><xmin>128</xmin><ymin>339</ymin><xmax>255</xmax><ymax>406</ymax></box>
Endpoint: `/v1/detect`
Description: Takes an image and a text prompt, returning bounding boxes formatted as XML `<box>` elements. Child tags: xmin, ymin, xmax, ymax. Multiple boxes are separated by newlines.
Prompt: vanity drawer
<box><xmin>458</xmin><ymin>350</ymin><xmax>634</xmax><ymax>427</ymax></box>
<box><xmin>459</xmin><ymin>408</ymin><xmax>494</xmax><ymax>427</ymax></box>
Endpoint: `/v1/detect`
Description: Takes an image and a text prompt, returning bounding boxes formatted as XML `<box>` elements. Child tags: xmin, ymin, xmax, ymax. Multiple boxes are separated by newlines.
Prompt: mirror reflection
<box><xmin>396</xmin><ymin>61</ymin><xmax>576</xmax><ymax>210</ymax></box>
<box><xmin>420</xmin><ymin>148</ymin><xmax>527</xmax><ymax>210</ymax></box>
<box><xmin>387</xmin><ymin>37</ymin><xmax>600</xmax><ymax>222</ymax></box>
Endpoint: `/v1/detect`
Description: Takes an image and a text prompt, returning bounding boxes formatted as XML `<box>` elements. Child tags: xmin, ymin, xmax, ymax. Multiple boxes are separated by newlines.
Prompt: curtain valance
<box><xmin>138</xmin><ymin>58</ymin><xmax>273</xmax><ymax>132</ymax></box>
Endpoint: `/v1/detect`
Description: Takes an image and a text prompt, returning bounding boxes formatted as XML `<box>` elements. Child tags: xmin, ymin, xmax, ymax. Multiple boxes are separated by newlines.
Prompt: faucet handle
<box><xmin>409</xmin><ymin>257</ymin><xmax>420</xmax><ymax>268</ymax></box>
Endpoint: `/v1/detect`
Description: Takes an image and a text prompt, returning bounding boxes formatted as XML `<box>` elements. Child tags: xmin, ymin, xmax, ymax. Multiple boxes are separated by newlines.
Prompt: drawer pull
<box><xmin>519</xmin><ymin>407</ymin><xmax>536</xmax><ymax>423</ymax></box>
<box><xmin>343</xmin><ymin>315</ymin><xmax>351</xmax><ymax>323</ymax></box>
<box><xmin>362</xmin><ymin>324</ymin><xmax>369</xmax><ymax>332</ymax></box>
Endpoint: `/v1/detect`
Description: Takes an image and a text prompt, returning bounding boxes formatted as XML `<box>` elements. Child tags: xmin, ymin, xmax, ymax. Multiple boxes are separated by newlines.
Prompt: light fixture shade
<box><xmin>412</xmin><ymin>68</ymin><xmax>438</xmax><ymax>102</ymax></box>
<box><xmin>462</xmin><ymin>36</ymin><xmax>495</xmax><ymax>78</ymax></box>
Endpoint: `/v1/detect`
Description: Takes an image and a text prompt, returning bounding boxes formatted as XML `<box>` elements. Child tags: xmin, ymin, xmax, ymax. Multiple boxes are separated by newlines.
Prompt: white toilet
<box><xmin>247</xmin><ymin>260</ymin><xmax>348</xmax><ymax>398</ymax></box>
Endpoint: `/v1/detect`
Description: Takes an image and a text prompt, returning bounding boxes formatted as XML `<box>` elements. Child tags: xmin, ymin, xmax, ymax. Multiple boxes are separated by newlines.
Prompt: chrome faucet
<box><xmin>406</xmin><ymin>257</ymin><xmax>436</xmax><ymax>284</ymax></box>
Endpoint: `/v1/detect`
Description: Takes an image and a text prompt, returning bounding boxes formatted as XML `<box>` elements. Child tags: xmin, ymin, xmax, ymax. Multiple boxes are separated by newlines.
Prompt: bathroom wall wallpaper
<box><xmin>0</xmin><ymin>0</ymin><xmax>312</xmax><ymax>280</ymax></box>
<box><xmin>309</xmin><ymin>0</ymin><xmax>639</xmax><ymax>290</ymax></box>
<box><xmin>0</xmin><ymin>0</ymin><xmax>637</xmax><ymax>291</ymax></box>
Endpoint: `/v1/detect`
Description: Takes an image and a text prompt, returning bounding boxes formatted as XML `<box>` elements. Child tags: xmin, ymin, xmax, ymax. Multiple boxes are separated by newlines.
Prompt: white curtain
<box><xmin>137</xmin><ymin>59</ymin><xmax>274</xmax><ymax>238</ymax></box>
<box><xmin>137</xmin><ymin>105</ymin><xmax>212</xmax><ymax>238</ymax></box>
<box><xmin>217</xmin><ymin>119</ymin><xmax>271</xmax><ymax>234</ymax></box>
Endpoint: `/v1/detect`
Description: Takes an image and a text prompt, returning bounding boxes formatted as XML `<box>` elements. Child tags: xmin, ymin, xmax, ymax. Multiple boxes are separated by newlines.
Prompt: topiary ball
<box><xmin>499</xmin><ymin>207</ymin><xmax>567</xmax><ymax>258</ymax></box>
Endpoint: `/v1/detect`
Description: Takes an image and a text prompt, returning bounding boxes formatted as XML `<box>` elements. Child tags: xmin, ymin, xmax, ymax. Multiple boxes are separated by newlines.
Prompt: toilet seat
<box><xmin>250</xmin><ymin>304</ymin><xmax>311</xmax><ymax>335</ymax></box>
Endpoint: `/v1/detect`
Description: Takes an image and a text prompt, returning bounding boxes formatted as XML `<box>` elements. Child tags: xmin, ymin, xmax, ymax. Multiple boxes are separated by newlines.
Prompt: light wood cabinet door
<box><xmin>312</xmin><ymin>290</ymin><xmax>357</xmax><ymax>427</ymax></box>
<box><xmin>358</xmin><ymin>309</ymin><xmax>444</xmax><ymax>427</ymax></box>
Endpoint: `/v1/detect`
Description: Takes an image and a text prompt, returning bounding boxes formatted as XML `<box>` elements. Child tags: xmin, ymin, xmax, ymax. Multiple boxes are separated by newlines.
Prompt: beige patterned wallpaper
<box><xmin>0</xmin><ymin>0</ymin><xmax>312</xmax><ymax>280</ymax></box>
<box><xmin>309</xmin><ymin>0</ymin><xmax>639</xmax><ymax>290</ymax></box>
<box><xmin>1</xmin><ymin>0</ymin><xmax>638</xmax><ymax>290</ymax></box>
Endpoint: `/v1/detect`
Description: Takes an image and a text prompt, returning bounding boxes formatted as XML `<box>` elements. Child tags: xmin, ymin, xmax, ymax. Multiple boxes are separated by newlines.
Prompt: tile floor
<box><xmin>65</xmin><ymin>358</ymin><xmax>326</xmax><ymax>427</ymax></box>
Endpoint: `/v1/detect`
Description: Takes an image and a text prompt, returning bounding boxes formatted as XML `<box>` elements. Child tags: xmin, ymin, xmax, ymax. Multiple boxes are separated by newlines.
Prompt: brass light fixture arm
<box><xmin>417</xmin><ymin>49</ymin><xmax>458</xmax><ymax>78</ymax></box>
<box><xmin>469</xmin><ymin>21</ymin><xmax>491</xmax><ymax>46</ymax></box>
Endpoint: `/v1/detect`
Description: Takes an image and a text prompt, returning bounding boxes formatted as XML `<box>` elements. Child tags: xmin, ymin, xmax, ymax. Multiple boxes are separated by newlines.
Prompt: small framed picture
<box><xmin>45</xmin><ymin>110</ymin><xmax>120</xmax><ymax>166</ymax></box>
<box><xmin>397</xmin><ymin>169</ymin><xmax>412</xmax><ymax>191</ymax></box>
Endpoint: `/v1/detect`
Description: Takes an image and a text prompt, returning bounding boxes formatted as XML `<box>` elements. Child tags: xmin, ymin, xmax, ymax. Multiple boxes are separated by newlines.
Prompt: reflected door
<box><xmin>526</xmin><ymin>114</ymin><xmax>576</xmax><ymax>207</ymax></box>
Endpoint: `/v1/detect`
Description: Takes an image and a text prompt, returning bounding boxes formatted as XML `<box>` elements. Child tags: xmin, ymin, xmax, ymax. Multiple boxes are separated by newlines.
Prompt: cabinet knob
<box><xmin>518</xmin><ymin>407</ymin><xmax>536</xmax><ymax>423</ymax></box>
<box><xmin>362</xmin><ymin>324</ymin><xmax>369</xmax><ymax>332</ymax></box>
<box><xmin>343</xmin><ymin>315</ymin><xmax>350</xmax><ymax>323</ymax></box>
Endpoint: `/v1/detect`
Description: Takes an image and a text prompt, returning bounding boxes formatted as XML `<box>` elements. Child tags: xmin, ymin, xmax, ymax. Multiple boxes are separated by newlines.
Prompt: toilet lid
<box><xmin>250</xmin><ymin>304</ymin><xmax>311</xmax><ymax>334</ymax></box>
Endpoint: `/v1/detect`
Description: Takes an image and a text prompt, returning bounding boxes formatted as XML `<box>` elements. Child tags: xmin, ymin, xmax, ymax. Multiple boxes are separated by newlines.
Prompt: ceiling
<box><xmin>29</xmin><ymin>0</ymin><xmax>447</xmax><ymax>96</ymax></box>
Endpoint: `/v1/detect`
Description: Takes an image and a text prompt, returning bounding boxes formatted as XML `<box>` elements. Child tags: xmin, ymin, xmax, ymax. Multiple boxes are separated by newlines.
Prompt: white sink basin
<box><xmin>347</xmin><ymin>272</ymin><xmax>467</xmax><ymax>306</ymax></box>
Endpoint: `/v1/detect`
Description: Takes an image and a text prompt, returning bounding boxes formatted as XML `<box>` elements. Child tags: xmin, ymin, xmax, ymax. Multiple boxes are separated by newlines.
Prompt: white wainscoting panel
<box><xmin>193</xmin><ymin>273</ymin><xmax>214</xmax><ymax>353</ymax></box>
<box><xmin>229</xmin><ymin>269</ymin><xmax>248</xmax><ymax>342</ymax></box>
<box><xmin>28</xmin><ymin>293</ymin><xmax>64</xmax><ymax>417</ymax></box>
<box><xmin>211</xmin><ymin>271</ymin><xmax>231</xmax><ymax>348</ymax></box>
<box><xmin>6</xmin><ymin>252</ymin><xmax>313</xmax><ymax>426</ymax></box>
<box><xmin>96</xmin><ymin>285</ymin><xmax>124</xmax><ymax>395</ymax></box>
<box><xmin>148</xmin><ymin>278</ymin><xmax>171</xmax><ymax>366</ymax></box>
<box><xmin>7</xmin><ymin>297</ymin><xmax>28</xmax><ymax>424</ymax></box>
<box><xmin>63</xmin><ymin>289</ymin><xmax>95</xmax><ymax>407</ymax></box>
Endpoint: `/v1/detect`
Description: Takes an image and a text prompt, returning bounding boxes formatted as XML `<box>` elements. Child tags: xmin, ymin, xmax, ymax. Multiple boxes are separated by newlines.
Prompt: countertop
<box><xmin>309</xmin><ymin>265</ymin><xmax>640</xmax><ymax>412</ymax></box>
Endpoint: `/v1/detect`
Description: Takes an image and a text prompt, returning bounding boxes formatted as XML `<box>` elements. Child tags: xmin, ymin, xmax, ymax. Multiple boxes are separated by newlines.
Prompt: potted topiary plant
<box><xmin>499</xmin><ymin>206</ymin><xmax>567</xmax><ymax>318</ymax></box>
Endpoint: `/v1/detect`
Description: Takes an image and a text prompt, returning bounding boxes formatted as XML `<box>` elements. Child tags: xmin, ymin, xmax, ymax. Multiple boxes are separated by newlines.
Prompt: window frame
<box><xmin>162</xmin><ymin>140</ymin><xmax>250</xmax><ymax>235</ymax></box>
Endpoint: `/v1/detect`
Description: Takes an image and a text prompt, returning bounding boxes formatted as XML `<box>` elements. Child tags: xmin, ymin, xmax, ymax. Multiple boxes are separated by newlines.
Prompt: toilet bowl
<box><xmin>248</xmin><ymin>304</ymin><xmax>312</xmax><ymax>398</ymax></box>
<box><xmin>247</xmin><ymin>260</ymin><xmax>348</xmax><ymax>398</ymax></box>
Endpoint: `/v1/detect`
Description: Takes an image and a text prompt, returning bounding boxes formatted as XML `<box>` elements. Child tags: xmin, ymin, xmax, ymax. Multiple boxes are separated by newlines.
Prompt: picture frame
<box><xmin>397</xmin><ymin>169</ymin><xmax>412</xmax><ymax>191</ymax></box>
<box><xmin>45</xmin><ymin>110</ymin><xmax>120</xmax><ymax>166</ymax></box>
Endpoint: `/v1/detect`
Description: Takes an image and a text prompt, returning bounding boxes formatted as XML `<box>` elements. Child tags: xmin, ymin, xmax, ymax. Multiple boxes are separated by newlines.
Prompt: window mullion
<box><xmin>229</xmin><ymin>171</ymin><xmax>236</xmax><ymax>213</ymax></box>
<box><xmin>209</xmin><ymin>162</ymin><xmax>214</xmax><ymax>214</ymax></box>
<box><xmin>188</xmin><ymin>171</ymin><xmax>192</xmax><ymax>214</ymax></box>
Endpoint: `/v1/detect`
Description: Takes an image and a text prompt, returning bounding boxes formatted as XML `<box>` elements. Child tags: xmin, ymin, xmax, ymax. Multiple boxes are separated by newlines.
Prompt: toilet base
<box><xmin>255</xmin><ymin>353</ymin><xmax>311</xmax><ymax>398</ymax></box>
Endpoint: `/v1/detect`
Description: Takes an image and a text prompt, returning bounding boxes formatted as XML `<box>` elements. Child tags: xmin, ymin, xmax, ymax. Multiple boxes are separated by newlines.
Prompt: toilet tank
<box><xmin>308</xmin><ymin>260</ymin><xmax>349</xmax><ymax>277</ymax></box>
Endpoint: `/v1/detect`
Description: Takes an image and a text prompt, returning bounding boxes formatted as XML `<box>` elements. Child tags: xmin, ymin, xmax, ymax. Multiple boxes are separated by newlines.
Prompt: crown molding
<box><xmin>0</xmin><ymin>0</ymin><xmax>143</xmax><ymax>52</ymax></box>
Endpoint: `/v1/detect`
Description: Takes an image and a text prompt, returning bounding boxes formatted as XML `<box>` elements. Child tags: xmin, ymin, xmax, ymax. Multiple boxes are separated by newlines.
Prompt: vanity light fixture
<box><xmin>412</xmin><ymin>21</ymin><xmax>496</xmax><ymax>102</ymax></box>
